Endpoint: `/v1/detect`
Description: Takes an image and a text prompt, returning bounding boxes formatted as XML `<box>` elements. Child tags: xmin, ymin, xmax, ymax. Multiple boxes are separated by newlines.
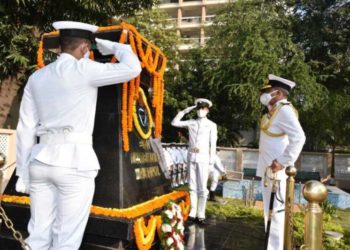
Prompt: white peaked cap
<box><xmin>53</xmin><ymin>21</ymin><xmax>98</xmax><ymax>32</ymax></box>
<box><xmin>268</xmin><ymin>74</ymin><xmax>296</xmax><ymax>91</ymax></box>
<box><xmin>195</xmin><ymin>98</ymin><xmax>213</xmax><ymax>108</ymax></box>
<box><xmin>53</xmin><ymin>21</ymin><xmax>98</xmax><ymax>40</ymax></box>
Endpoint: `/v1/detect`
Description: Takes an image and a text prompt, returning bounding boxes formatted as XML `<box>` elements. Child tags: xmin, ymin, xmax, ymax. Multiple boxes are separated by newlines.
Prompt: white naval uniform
<box><xmin>256</xmin><ymin>99</ymin><xmax>305</xmax><ymax>250</ymax></box>
<box><xmin>16</xmin><ymin>45</ymin><xmax>141</xmax><ymax>249</ymax></box>
<box><xmin>174</xmin><ymin>147</ymin><xmax>186</xmax><ymax>185</ymax></box>
<box><xmin>163</xmin><ymin>148</ymin><xmax>174</xmax><ymax>175</ymax></box>
<box><xmin>180</xmin><ymin>147</ymin><xmax>189</xmax><ymax>184</ymax></box>
<box><xmin>166</xmin><ymin>147</ymin><xmax>179</xmax><ymax>187</ymax></box>
<box><xmin>171</xmin><ymin>112</ymin><xmax>217</xmax><ymax>219</ymax></box>
<box><xmin>209</xmin><ymin>154</ymin><xmax>226</xmax><ymax>191</ymax></box>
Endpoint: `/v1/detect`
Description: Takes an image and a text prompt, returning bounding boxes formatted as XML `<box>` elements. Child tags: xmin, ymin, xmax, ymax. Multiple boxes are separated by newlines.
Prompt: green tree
<box><xmin>202</xmin><ymin>0</ymin><xmax>327</xmax><ymax>146</ymax></box>
<box><xmin>0</xmin><ymin>0</ymin><xmax>154</xmax><ymax>127</ymax></box>
<box><xmin>291</xmin><ymin>1</ymin><xmax>350</xmax><ymax>150</ymax></box>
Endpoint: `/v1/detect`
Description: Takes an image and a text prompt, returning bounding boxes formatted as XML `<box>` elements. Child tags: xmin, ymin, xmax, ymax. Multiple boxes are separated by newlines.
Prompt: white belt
<box><xmin>39</xmin><ymin>132</ymin><xmax>92</xmax><ymax>145</ymax></box>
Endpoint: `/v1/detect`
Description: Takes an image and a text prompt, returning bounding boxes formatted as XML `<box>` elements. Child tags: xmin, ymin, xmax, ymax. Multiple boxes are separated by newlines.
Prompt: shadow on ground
<box><xmin>184</xmin><ymin>217</ymin><xmax>264</xmax><ymax>250</ymax></box>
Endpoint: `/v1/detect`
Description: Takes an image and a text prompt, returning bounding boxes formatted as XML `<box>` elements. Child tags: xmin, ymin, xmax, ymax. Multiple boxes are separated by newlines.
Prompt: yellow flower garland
<box><xmin>133</xmin><ymin>88</ymin><xmax>153</xmax><ymax>140</ymax></box>
<box><xmin>133</xmin><ymin>196</ymin><xmax>190</xmax><ymax>250</ymax></box>
<box><xmin>134</xmin><ymin>216</ymin><xmax>160</xmax><ymax>250</ymax></box>
<box><xmin>1</xmin><ymin>191</ymin><xmax>189</xmax><ymax>220</ymax></box>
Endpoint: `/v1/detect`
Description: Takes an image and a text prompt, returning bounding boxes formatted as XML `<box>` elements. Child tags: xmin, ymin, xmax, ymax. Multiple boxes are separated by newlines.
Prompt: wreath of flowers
<box><xmin>133</xmin><ymin>87</ymin><xmax>153</xmax><ymax>139</ymax></box>
<box><xmin>159</xmin><ymin>201</ymin><xmax>185</xmax><ymax>250</ymax></box>
<box><xmin>36</xmin><ymin>23</ymin><xmax>167</xmax><ymax>152</ymax></box>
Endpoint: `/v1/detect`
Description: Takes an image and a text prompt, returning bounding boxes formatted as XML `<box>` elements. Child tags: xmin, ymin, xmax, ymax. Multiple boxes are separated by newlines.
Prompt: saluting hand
<box><xmin>95</xmin><ymin>37</ymin><xmax>132</xmax><ymax>56</ymax></box>
<box><xmin>182</xmin><ymin>105</ymin><xmax>196</xmax><ymax>114</ymax></box>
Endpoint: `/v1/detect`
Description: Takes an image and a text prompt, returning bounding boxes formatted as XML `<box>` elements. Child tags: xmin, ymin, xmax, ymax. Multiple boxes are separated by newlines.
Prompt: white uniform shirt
<box><xmin>16</xmin><ymin>47</ymin><xmax>141</xmax><ymax>180</ymax></box>
<box><xmin>256</xmin><ymin>99</ymin><xmax>306</xmax><ymax>177</ymax></box>
<box><xmin>171</xmin><ymin>112</ymin><xmax>217</xmax><ymax>164</ymax></box>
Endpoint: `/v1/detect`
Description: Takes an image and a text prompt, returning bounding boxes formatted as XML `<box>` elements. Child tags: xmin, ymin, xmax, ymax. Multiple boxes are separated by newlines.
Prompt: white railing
<box><xmin>181</xmin><ymin>37</ymin><xmax>200</xmax><ymax>45</ymax></box>
<box><xmin>205</xmin><ymin>15</ymin><xmax>215</xmax><ymax>23</ymax></box>
<box><xmin>181</xmin><ymin>16</ymin><xmax>202</xmax><ymax>24</ymax></box>
<box><xmin>160</xmin><ymin>0</ymin><xmax>178</xmax><ymax>3</ymax></box>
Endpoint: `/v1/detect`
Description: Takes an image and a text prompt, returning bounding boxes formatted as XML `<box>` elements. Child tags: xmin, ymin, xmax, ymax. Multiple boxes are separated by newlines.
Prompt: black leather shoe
<box><xmin>209</xmin><ymin>191</ymin><xmax>218</xmax><ymax>202</ymax></box>
<box><xmin>196</xmin><ymin>218</ymin><xmax>207</xmax><ymax>226</ymax></box>
<box><xmin>187</xmin><ymin>216</ymin><xmax>197</xmax><ymax>224</ymax></box>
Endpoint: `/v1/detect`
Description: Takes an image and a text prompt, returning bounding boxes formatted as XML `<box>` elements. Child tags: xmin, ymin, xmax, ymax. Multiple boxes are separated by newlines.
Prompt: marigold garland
<box><xmin>128</xmin><ymin>79</ymin><xmax>135</xmax><ymax>132</ymax></box>
<box><xmin>133</xmin><ymin>199</ymin><xmax>189</xmax><ymax>250</ymax></box>
<box><xmin>122</xmin><ymin>81</ymin><xmax>129</xmax><ymax>151</ymax></box>
<box><xmin>89</xmin><ymin>50</ymin><xmax>95</xmax><ymax>60</ymax></box>
<box><xmin>133</xmin><ymin>88</ymin><xmax>153</xmax><ymax>140</ymax></box>
<box><xmin>135</xmin><ymin>75</ymin><xmax>141</xmax><ymax>99</ymax></box>
<box><xmin>134</xmin><ymin>216</ymin><xmax>159</xmax><ymax>250</ymax></box>
<box><xmin>37</xmin><ymin>31</ymin><xmax>58</xmax><ymax>69</ymax></box>
<box><xmin>36</xmin><ymin>23</ymin><xmax>167</xmax><ymax>151</ymax></box>
<box><xmin>1</xmin><ymin>191</ymin><xmax>190</xmax><ymax>220</ymax></box>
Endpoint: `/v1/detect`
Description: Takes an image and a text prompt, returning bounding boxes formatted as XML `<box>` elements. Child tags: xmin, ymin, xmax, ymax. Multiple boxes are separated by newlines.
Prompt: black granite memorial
<box><xmin>0</xmin><ymin>25</ymin><xmax>175</xmax><ymax>249</ymax></box>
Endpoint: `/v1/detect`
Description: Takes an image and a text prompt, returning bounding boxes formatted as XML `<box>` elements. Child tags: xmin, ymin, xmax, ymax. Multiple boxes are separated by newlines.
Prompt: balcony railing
<box><xmin>160</xmin><ymin>0</ymin><xmax>179</xmax><ymax>3</ymax></box>
<box><xmin>181</xmin><ymin>37</ymin><xmax>200</xmax><ymax>45</ymax></box>
<box><xmin>181</xmin><ymin>16</ymin><xmax>202</xmax><ymax>24</ymax></box>
<box><xmin>205</xmin><ymin>15</ymin><xmax>215</xmax><ymax>23</ymax></box>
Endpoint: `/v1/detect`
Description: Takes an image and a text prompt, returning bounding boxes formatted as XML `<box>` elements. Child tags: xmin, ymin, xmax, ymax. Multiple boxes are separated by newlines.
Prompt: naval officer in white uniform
<box><xmin>257</xmin><ymin>74</ymin><xmax>306</xmax><ymax>250</ymax></box>
<box><xmin>15</xmin><ymin>21</ymin><xmax>141</xmax><ymax>249</ymax></box>
<box><xmin>171</xmin><ymin>98</ymin><xmax>217</xmax><ymax>225</ymax></box>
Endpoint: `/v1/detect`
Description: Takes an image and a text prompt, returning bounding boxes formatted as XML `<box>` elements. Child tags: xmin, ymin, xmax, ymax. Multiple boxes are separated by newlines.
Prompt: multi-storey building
<box><xmin>159</xmin><ymin>0</ymin><xmax>229</xmax><ymax>52</ymax></box>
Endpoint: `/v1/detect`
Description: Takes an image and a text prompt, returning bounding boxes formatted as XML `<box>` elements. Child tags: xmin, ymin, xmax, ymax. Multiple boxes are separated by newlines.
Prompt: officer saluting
<box><xmin>171</xmin><ymin>98</ymin><xmax>217</xmax><ymax>225</ymax></box>
<box><xmin>15</xmin><ymin>21</ymin><xmax>141</xmax><ymax>249</ymax></box>
<box><xmin>257</xmin><ymin>75</ymin><xmax>306</xmax><ymax>250</ymax></box>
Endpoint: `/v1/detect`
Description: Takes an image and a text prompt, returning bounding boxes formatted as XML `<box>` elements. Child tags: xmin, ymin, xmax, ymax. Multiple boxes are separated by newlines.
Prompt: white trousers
<box><xmin>262</xmin><ymin>170</ymin><xmax>287</xmax><ymax>250</ymax></box>
<box><xmin>209</xmin><ymin>168</ymin><xmax>220</xmax><ymax>191</ymax></box>
<box><xmin>188</xmin><ymin>162</ymin><xmax>209</xmax><ymax>219</ymax></box>
<box><xmin>27</xmin><ymin>160</ymin><xmax>97</xmax><ymax>250</ymax></box>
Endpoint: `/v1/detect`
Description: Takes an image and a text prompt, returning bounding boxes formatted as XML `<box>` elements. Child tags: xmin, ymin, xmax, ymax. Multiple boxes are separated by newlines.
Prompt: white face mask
<box><xmin>197</xmin><ymin>109</ymin><xmax>208</xmax><ymax>118</ymax></box>
<box><xmin>260</xmin><ymin>91</ymin><xmax>277</xmax><ymax>106</ymax></box>
<box><xmin>84</xmin><ymin>50</ymin><xmax>90</xmax><ymax>59</ymax></box>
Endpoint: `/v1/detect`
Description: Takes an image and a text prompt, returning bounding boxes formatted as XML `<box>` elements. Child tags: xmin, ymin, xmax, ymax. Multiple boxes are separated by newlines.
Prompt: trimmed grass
<box><xmin>206</xmin><ymin>197</ymin><xmax>350</xmax><ymax>250</ymax></box>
